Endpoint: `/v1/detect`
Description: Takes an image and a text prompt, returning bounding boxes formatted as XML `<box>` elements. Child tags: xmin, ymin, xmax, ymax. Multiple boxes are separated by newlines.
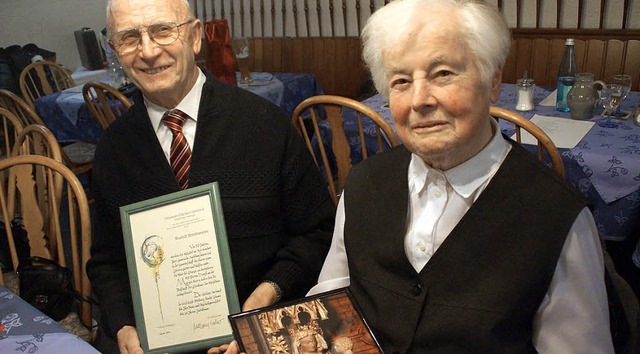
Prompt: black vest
<box><xmin>344</xmin><ymin>143</ymin><xmax>586</xmax><ymax>354</ymax></box>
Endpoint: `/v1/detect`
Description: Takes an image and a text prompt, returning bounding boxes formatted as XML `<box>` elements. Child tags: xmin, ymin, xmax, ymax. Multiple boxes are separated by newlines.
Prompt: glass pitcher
<box><xmin>566</xmin><ymin>73</ymin><xmax>605</xmax><ymax>120</ymax></box>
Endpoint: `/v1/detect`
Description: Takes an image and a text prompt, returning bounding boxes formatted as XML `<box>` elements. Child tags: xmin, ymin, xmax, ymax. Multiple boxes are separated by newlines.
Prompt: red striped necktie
<box><xmin>162</xmin><ymin>109</ymin><xmax>192</xmax><ymax>189</ymax></box>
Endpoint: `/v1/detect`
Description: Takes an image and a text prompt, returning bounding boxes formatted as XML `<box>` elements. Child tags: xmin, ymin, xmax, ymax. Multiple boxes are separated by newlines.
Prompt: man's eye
<box><xmin>152</xmin><ymin>25</ymin><xmax>174</xmax><ymax>37</ymax></box>
<box><xmin>119</xmin><ymin>31</ymin><xmax>140</xmax><ymax>43</ymax></box>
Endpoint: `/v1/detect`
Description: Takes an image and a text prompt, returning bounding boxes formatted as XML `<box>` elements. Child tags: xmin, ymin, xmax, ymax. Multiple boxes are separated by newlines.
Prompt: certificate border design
<box><xmin>120</xmin><ymin>182</ymin><xmax>240</xmax><ymax>354</ymax></box>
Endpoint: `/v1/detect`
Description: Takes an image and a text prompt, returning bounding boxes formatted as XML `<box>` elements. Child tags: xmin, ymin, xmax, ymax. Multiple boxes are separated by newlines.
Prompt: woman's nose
<box><xmin>412</xmin><ymin>79</ymin><xmax>437</xmax><ymax>109</ymax></box>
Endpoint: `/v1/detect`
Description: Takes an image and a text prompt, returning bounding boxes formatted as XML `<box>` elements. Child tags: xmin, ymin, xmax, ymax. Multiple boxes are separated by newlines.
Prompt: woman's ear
<box><xmin>490</xmin><ymin>66</ymin><xmax>503</xmax><ymax>103</ymax></box>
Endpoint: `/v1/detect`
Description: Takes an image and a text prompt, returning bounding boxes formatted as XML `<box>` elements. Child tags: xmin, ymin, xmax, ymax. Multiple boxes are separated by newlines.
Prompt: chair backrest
<box><xmin>82</xmin><ymin>81</ymin><xmax>132</xmax><ymax>130</ymax></box>
<box><xmin>0</xmin><ymin>89</ymin><xmax>45</xmax><ymax>126</ymax></box>
<box><xmin>0</xmin><ymin>89</ymin><xmax>93</xmax><ymax>176</ymax></box>
<box><xmin>11</xmin><ymin>124</ymin><xmax>65</xmax><ymax>258</ymax></box>
<box><xmin>0</xmin><ymin>154</ymin><xmax>92</xmax><ymax>327</ymax></box>
<box><xmin>490</xmin><ymin>106</ymin><xmax>565</xmax><ymax>179</ymax></box>
<box><xmin>0</xmin><ymin>108</ymin><xmax>24</xmax><ymax>159</ymax></box>
<box><xmin>19</xmin><ymin>61</ymin><xmax>76</xmax><ymax>108</ymax></box>
<box><xmin>11</xmin><ymin>124</ymin><xmax>63</xmax><ymax>162</ymax></box>
<box><xmin>292</xmin><ymin>94</ymin><xmax>399</xmax><ymax>205</ymax></box>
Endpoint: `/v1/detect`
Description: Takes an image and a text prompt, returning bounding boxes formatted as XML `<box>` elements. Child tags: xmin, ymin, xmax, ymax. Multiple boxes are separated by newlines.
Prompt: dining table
<box><xmin>0</xmin><ymin>284</ymin><xmax>99</xmax><ymax>354</ymax></box>
<box><xmin>317</xmin><ymin>84</ymin><xmax>640</xmax><ymax>243</ymax></box>
<box><xmin>33</xmin><ymin>72</ymin><xmax>323</xmax><ymax>144</ymax></box>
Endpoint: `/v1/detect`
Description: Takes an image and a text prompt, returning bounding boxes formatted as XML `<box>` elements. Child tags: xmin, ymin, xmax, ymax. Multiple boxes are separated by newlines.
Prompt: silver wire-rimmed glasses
<box><xmin>108</xmin><ymin>19</ymin><xmax>195</xmax><ymax>55</ymax></box>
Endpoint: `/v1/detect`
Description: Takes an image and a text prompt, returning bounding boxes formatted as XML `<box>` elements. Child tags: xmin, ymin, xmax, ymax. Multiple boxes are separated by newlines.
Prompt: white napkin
<box><xmin>538</xmin><ymin>89</ymin><xmax>557</xmax><ymax>106</ymax></box>
<box><xmin>511</xmin><ymin>114</ymin><xmax>594</xmax><ymax>149</ymax></box>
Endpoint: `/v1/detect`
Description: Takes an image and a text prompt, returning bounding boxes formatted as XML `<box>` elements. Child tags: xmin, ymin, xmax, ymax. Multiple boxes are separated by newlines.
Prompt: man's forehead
<box><xmin>109</xmin><ymin>0</ymin><xmax>187</xmax><ymax>28</ymax></box>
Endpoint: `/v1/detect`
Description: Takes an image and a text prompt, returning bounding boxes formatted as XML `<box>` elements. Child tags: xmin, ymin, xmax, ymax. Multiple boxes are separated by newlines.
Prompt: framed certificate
<box><xmin>120</xmin><ymin>182</ymin><xmax>240</xmax><ymax>354</ymax></box>
<box><xmin>229</xmin><ymin>288</ymin><xmax>382</xmax><ymax>354</ymax></box>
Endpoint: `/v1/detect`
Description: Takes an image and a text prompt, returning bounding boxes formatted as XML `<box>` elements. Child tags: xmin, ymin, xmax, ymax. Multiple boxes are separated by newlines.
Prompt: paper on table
<box><xmin>511</xmin><ymin>114</ymin><xmax>594</xmax><ymax>149</ymax></box>
<box><xmin>538</xmin><ymin>89</ymin><xmax>557</xmax><ymax>106</ymax></box>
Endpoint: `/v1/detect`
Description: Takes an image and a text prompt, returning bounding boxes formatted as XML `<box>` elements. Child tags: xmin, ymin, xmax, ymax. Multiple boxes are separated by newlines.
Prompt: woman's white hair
<box><xmin>361</xmin><ymin>0</ymin><xmax>511</xmax><ymax>98</ymax></box>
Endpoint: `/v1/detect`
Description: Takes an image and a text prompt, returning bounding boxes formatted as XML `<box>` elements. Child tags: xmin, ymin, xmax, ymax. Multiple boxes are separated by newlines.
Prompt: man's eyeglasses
<box><xmin>109</xmin><ymin>19</ymin><xmax>195</xmax><ymax>55</ymax></box>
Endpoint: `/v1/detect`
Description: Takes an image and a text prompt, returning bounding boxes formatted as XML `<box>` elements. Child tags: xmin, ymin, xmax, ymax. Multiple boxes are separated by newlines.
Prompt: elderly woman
<box><xmin>309</xmin><ymin>0</ymin><xmax>614</xmax><ymax>353</ymax></box>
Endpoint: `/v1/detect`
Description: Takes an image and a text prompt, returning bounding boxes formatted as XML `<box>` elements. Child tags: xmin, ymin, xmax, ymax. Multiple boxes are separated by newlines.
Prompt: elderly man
<box><xmin>87</xmin><ymin>0</ymin><xmax>334</xmax><ymax>353</ymax></box>
<box><xmin>308</xmin><ymin>0</ymin><xmax>614</xmax><ymax>353</ymax></box>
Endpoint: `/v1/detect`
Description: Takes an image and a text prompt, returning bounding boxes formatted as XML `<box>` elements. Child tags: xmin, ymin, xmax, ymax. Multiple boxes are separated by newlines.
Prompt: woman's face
<box><xmin>298</xmin><ymin>334</ymin><xmax>318</xmax><ymax>353</ymax></box>
<box><xmin>384</xmin><ymin>12</ymin><xmax>501</xmax><ymax>170</ymax></box>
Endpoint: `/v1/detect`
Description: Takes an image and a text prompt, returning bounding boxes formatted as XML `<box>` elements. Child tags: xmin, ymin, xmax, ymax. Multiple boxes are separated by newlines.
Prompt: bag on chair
<box><xmin>203</xmin><ymin>19</ymin><xmax>237</xmax><ymax>85</ymax></box>
<box><xmin>18</xmin><ymin>256</ymin><xmax>75</xmax><ymax>320</ymax></box>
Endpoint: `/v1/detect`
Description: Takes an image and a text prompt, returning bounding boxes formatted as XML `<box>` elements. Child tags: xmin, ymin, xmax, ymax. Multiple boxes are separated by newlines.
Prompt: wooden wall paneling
<box><xmin>622</xmin><ymin>40</ymin><xmax>640</xmax><ymax>91</ymax></box>
<box><xmin>530</xmin><ymin>39</ymin><xmax>551</xmax><ymax>88</ymax></box>
<box><xmin>323</xmin><ymin>39</ymin><xmax>337</xmax><ymax>96</ymax></box>
<box><xmin>289</xmin><ymin>38</ymin><xmax>304</xmax><ymax>73</ymax></box>
<box><xmin>271</xmin><ymin>38</ymin><xmax>284</xmax><ymax>71</ymax></box>
<box><xmin>502</xmin><ymin>38</ymin><xmax>519</xmax><ymax>85</ymax></box>
<box><xmin>249</xmin><ymin>39</ymin><xmax>264</xmax><ymax>71</ymax></box>
<box><xmin>513</xmin><ymin>39</ymin><xmax>533</xmax><ymax>83</ymax></box>
<box><xmin>581</xmin><ymin>40</ymin><xmax>606</xmax><ymax>81</ymax></box>
<box><xmin>601</xmin><ymin>40</ymin><xmax>625</xmax><ymax>81</ymax></box>
<box><xmin>547</xmin><ymin>39</ymin><xmax>568</xmax><ymax>88</ymax></box>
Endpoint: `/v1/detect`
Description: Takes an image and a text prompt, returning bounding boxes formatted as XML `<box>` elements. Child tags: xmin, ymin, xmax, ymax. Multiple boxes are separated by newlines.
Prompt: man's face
<box><xmin>109</xmin><ymin>0</ymin><xmax>202</xmax><ymax>108</ymax></box>
<box><xmin>384</xmin><ymin>14</ymin><xmax>501</xmax><ymax>170</ymax></box>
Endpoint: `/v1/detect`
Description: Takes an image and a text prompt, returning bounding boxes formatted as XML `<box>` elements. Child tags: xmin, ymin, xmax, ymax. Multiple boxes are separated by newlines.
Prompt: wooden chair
<box><xmin>0</xmin><ymin>155</ymin><xmax>93</xmax><ymax>336</ymax></box>
<box><xmin>0</xmin><ymin>88</ymin><xmax>94</xmax><ymax>177</ymax></box>
<box><xmin>11</xmin><ymin>124</ymin><xmax>65</xmax><ymax>258</ymax></box>
<box><xmin>490</xmin><ymin>106</ymin><xmax>565</xmax><ymax>179</ymax></box>
<box><xmin>0</xmin><ymin>89</ymin><xmax>40</xmax><ymax>128</ymax></box>
<box><xmin>292</xmin><ymin>95</ymin><xmax>399</xmax><ymax>205</ymax></box>
<box><xmin>82</xmin><ymin>81</ymin><xmax>132</xmax><ymax>130</ymax></box>
<box><xmin>0</xmin><ymin>108</ymin><xmax>24</xmax><ymax>159</ymax></box>
<box><xmin>19</xmin><ymin>61</ymin><xmax>75</xmax><ymax>108</ymax></box>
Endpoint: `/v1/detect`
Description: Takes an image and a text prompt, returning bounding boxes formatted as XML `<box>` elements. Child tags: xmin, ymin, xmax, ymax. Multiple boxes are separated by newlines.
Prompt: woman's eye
<box><xmin>391</xmin><ymin>78</ymin><xmax>409</xmax><ymax>88</ymax></box>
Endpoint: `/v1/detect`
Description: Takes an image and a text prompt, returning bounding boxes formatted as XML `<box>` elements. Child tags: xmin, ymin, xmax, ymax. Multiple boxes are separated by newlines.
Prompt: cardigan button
<box><xmin>410</xmin><ymin>283</ymin><xmax>422</xmax><ymax>296</ymax></box>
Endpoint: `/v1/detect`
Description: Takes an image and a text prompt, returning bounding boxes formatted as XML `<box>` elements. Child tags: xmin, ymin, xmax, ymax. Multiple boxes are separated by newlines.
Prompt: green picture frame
<box><xmin>120</xmin><ymin>182</ymin><xmax>240</xmax><ymax>353</ymax></box>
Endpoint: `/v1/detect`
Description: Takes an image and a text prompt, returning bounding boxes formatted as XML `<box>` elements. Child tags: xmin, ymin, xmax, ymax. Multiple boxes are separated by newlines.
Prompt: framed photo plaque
<box><xmin>120</xmin><ymin>182</ymin><xmax>240</xmax><ymax>353</ymax></box>
<box><xmin>229</xmin><ymin>288</ymin><xmax>382</xmax><ymax>354</ymax></box>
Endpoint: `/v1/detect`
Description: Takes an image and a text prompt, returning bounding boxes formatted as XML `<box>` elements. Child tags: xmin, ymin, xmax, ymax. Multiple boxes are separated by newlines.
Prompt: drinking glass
<box><xmin>232</xmin><ymin>37</ymin><xmax>254</xmax><ymax>85</ymax></box>
<box><xmin>597</xmin><ymin>83</ymin><xmax>623</xmax><ymax>128</ymax></box>
<box><xmin>611</xmin><ymin>74</ymin><xmax>632</xmax><ymax>118</ymax></box>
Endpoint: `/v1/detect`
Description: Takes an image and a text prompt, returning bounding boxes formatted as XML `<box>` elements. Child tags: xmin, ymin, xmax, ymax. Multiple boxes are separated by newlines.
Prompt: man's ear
<box><xmin>192</xmin><ymin>19</ymin><xmax>203</xmax><ymax>55</ymax></box>
<box><xmin>490</xmin><ymin>66</ymin><xmax>503</xmax><ymax>103</ymax></box>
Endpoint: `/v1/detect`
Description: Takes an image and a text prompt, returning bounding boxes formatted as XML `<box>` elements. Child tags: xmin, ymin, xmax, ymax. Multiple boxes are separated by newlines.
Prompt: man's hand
<box><xmin>207</xmin><ymin>282</ymin><xmax>279</xmax><ymax>354</ymax></box>
<box><xmin>242</xmin><ymin>281</ymin><xmax>279</xmax><ymax>311</ymax></box>
<box><xmin>116</xmin><ymin>325</ymin><xmax>144</xmax><ymax>354</ymax></box>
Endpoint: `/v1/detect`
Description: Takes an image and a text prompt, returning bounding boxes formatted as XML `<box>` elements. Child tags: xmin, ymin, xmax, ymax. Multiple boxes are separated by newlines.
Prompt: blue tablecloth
<box><xmin>34</xmin><ymin>72</ymin><xmax>323</xmax><ymax>144</ymax></box>
<box><xmin>322</xmin><ymin>85</ymin><xmax>640</xmax><ymax>242</ymax></box>
<box><xmin>0</xmin><ymin>286</ymin><xmax>99</xmax><ymax>354</ymax></box>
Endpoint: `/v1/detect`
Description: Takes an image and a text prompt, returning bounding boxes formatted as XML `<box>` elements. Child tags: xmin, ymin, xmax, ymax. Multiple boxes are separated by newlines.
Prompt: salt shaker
<box><xmin>516</xmin><ymin>73</ymin><xmax>535</xmax><ymax>112</ymax></box>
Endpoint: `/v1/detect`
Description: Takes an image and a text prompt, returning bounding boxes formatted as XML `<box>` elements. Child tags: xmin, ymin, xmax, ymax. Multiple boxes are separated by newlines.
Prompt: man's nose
<box><xmin>138</xmin><ymin>32</ymin><xmax>161</xmax><ymax>57</ymax></box>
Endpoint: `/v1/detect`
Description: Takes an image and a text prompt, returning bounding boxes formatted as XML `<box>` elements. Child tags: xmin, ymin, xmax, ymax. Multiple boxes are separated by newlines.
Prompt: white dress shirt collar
<box><xmin>408</xmin><ymin>119</ymin><xmax>511</xmax><ymax>200</ymax></box>
<box><xmin>145</xmin><ymin>68</ymin><xmax>206</xmax><ymax>131</ymax></box>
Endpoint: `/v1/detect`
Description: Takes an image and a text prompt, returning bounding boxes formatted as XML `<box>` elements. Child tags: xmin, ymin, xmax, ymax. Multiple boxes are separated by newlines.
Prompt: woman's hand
<box><xmin>208</xmin><ymin>340</ymin><xmax>243</xmax><ymax>354</ymax></box>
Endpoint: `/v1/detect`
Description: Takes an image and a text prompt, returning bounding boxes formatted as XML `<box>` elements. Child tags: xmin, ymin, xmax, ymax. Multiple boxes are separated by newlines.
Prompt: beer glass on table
<box><xmin>232</xmin><ymin>37</ymin><xmax>253</xmax><ymax>85</ymax></box>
